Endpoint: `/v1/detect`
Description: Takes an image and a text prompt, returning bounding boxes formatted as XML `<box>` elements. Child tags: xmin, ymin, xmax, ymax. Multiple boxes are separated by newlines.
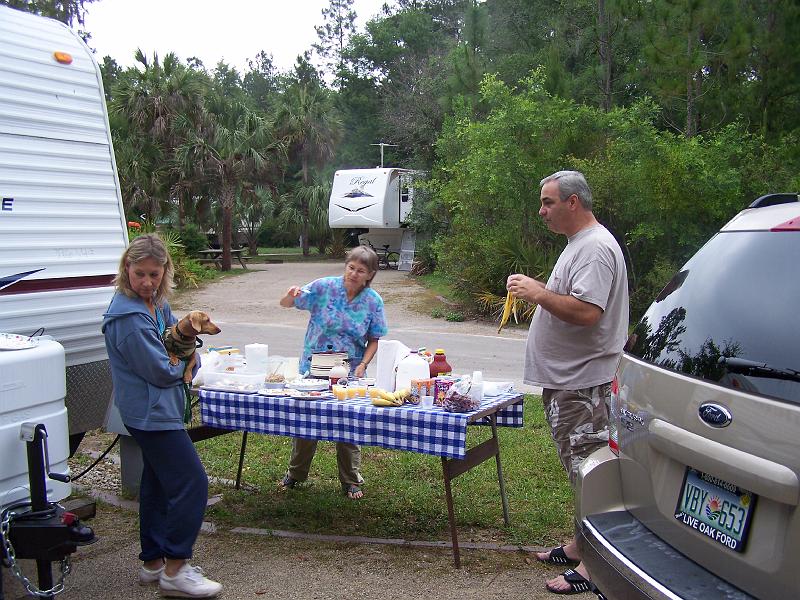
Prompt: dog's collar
<box><xmin>174</xmin><ymin>325</ymin><xmax>196</xmax><ymax>341</ymax></box>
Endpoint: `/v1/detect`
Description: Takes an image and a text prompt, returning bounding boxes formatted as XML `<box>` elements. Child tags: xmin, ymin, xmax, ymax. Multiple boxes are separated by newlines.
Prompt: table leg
<box><xmin>237</xmin><ymin>254</ymin><xmax>248</xmax><ymax>269</ymax></box>
<box><xmin>441</xmin><ymin>457</ymin><xmax>461</xmax><ymax>568</ymax></box>
<box><xmin>235</xmin><ymin>431</ymin><xmax>248</xmax><ymax>490</ymax></box>
<box><xmin>440</xmin><ymin>422</ymin><xmax>512</xmax><ymax>568</ymax></box>
<box><xmin>490</xmin><ymin>415</ymin><xmax>511</xmax><ymax>525</ymax></box>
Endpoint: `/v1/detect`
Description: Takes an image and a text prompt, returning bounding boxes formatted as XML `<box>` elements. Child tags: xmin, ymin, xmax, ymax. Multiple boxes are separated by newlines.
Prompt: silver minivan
<box><xmin>576</xmin><ymin>195</ymin><xmax>800</xmax><ymax>599</ymax></box>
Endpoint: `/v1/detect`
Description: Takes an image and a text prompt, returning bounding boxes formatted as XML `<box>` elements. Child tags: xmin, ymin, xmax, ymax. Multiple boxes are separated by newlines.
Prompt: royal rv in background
<box><xmin>0</xmin><ymin>5</ymin><xmax>128</xmax><ymax>454</ymax></box>
<box><xmin>328</xmin><ymin>168</ymin><xmax>419</xmax><ymax>269</ymax></box>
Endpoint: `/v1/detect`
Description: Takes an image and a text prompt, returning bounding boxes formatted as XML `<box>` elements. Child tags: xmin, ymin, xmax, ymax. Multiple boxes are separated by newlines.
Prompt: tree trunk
<box><xmin>759</xmin><ymin>1</ymin><xmax>777</xmax><ymax>137</ymax></box>
<box><xmin>685</xmin><ymin>32</ymin><xmax>698</xmax><ymax>138</ymax></box>
<box><xmin>178</xmin><ymin>191</ymin><xmax>185</xmax><ymax>230</ymax></box>
<box><xmin>221</xmin><ymin>186</ymin><xmax>235</xmax><ymax>271</ymax></box>
<box><xmin>597</xmin><ymin>0</ymin><xmax>612</xmax><ymax>112</ymax></box>
<box><xmin>301</xmin><ymin>157</ymin><xmax>310</xmax><ymax>257</ymax></box>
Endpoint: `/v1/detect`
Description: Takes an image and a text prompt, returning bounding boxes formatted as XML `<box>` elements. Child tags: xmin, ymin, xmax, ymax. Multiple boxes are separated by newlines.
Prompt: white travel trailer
<box><xmin>0</xmin><ymin>6</ymin><xmax>128</xmax><ymax>451</ymax></box>
<box><xmin>328</xmin><ymin>168</ymin><xmax>418</xmax><ymax>268</ymax></box>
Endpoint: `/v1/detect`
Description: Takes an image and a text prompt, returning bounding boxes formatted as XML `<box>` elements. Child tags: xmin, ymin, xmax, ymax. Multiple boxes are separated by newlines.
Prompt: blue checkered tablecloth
<box><xmin>199</xmin><ymin>391</ymin><xmax>524</xmax><ymax>459</ymax></box>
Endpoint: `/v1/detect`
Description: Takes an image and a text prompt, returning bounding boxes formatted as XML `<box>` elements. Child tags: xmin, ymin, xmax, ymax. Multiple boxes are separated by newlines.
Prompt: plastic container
<box><xmin>429</xmin><ymin>349</ymin><xmax>452</xmax><ymax>377</ymax></box>
<box><xmin>395</xmin><ymin>350</ymin><xmax>430</xmax><ymax>391</ymax></box>
<box><xmin>204</xmin><ymin>370</ymin><xmax>264</xmax><ymax>388</ymax></box>
<box><xmin>267</xmin><ymin>356</ymin><xmax>300</xmax><ymax>381</ymax></box>
<box><xmin>470</xmin><ymin>370</ymin><xmax>484</xmax><ymax>405</ymax></box>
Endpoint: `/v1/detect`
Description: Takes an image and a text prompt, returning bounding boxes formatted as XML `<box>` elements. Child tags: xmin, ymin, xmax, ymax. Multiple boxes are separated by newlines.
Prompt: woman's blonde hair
<box><xmin>346</xmin><ymin>245</ymin><xmax>379</xmax><ymax>286</ymax></box>
<box><xmin>114</xmin><ymin>233</ymin><xmax>175</xmax><ymax>303</ymax></box>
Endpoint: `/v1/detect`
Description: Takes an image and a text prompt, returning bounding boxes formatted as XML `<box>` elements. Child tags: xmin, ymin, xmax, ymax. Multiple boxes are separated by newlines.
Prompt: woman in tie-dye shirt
<box><xmin>278</xmin><ymin>245</ymin><xmax>388</xmax><ymax>499</ymax></box>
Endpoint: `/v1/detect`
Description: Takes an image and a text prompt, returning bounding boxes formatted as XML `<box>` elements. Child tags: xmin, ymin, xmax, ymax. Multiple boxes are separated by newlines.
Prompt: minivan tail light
<box><xmin>771</xmin><ymin>215</ymin><xmax>800</xmax><ymax>231</ymax></box>
<box><xmin>608</xmin><ymin>376</ymin><xmax>619</xmax><ymax>455</ymax></box>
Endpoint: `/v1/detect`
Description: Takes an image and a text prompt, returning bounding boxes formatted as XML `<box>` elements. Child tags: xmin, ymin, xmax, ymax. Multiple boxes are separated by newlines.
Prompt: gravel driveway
<box><xmin>2</xmin><ymin>262</ymin><xmax>578</xmax><ymax>600</ymax></box>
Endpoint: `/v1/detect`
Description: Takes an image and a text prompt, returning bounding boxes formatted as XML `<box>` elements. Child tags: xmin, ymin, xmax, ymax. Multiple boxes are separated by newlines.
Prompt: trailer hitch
<box><xmin>1</xmin><ymin>423</ymin><xmax>97</xmax><ymax>599</ymax></box>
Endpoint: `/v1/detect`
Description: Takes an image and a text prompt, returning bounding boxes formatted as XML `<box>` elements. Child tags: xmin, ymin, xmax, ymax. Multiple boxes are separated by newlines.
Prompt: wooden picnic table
<box><xmin>197</xmin><ymin>248</ymin><xmax>249</xmax><ymax>269</ymax></box>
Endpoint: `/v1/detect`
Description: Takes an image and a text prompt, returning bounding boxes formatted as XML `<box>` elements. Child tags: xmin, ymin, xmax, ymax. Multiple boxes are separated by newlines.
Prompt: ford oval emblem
<box><xmin>698</xmin><ymin>403</ymin><xmax>732</xmax><ymax>428</ymax></box>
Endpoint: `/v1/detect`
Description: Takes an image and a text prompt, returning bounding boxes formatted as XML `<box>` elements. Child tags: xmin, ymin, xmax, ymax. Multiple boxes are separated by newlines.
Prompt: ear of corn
<box><xmin>498</xmin><ymin>290</ymin><xmax>514</xmax><ymax>333</ymax></box>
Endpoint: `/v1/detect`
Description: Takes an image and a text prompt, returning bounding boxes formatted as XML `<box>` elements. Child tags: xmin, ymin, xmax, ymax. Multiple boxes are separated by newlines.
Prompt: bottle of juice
<box><xmin>429</xmin><ymin>349</ymin><xmax>452</xmax><ymax>377</ymax></box>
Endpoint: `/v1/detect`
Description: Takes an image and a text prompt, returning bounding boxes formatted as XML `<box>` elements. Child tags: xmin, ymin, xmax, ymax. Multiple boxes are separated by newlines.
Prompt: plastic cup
<box><xmin>420</xmin><ymin>395</ymin><xmax>435</xmax><ymax>409</ymax></box>
<box><xmin>347</xmin><ymin>387</ymin><xmax>358</xmax><ymax>399</ymax></box>
<box><xmin>354</xmin><ymin>384</ymin><xmax>367</xmax><ymax>398</ymax></box>
<box><xmin>333</xmin><ymin>385</ymin><xmax>347</xmax><ymax>400</ymax></box>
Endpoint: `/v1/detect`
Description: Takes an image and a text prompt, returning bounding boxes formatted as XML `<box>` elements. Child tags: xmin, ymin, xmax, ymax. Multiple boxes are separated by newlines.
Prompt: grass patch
<box><xmin>256</xmin><ymin>246</ymin><xmax>319</xmax><ymax>255</ymax></box>
<box><xmin>417</xmin><ymin>272</ymin><xmax>457</xmax><ymax>302</ymax></box>
<box><xmin>195</xmin><ymin>395</ymin><xmax>574</xmax><ymax>547</ymax></box>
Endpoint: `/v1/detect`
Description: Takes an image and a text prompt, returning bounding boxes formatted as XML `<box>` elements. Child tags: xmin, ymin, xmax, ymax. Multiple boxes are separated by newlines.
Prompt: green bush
<box><xmin>429</xmin><ymin>74</ymin><xmax>800</xmax><ymax>316</ymax></box>
<box><xmin>430</xmin><ymin>307</ymin><xmax>445</xmax><ymax>318</ymax></box>
<box><xmin>445</xmin><ymin>311</ymin><xmax>465</xmax><ymax>322</ymax></box>
<box><xmin>177</xmin><ymin>223</ymin><xmax>209</xmax><ymax>257</ymax></box>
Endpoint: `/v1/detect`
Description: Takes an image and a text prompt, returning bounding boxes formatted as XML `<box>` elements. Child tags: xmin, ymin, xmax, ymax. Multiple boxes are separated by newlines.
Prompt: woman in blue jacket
<box><xmin>102</xmin><ymin>234</ymin><xmax>222</xmax><ymax>599</ymax></box>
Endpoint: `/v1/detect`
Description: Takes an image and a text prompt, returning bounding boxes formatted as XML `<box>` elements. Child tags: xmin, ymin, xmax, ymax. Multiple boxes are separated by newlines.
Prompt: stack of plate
<box><xmin>309</xmin><ymin>351</ymin><xmax>348</xmax><ymax>378</ymax></box>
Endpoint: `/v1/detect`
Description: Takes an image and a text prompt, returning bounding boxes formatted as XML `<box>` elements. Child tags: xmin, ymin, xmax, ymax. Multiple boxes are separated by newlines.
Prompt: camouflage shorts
<box><xmin>541</xmin><ymin>383</ymin><xmax>611</xmax><ymax>485</ymax></box>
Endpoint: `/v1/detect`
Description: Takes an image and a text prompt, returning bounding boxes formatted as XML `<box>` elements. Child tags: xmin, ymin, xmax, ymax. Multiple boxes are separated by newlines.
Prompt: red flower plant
<box><xmin>127</xmin><ymin>221</ymin><xmax>141</xmax><ymax>229</ymax></box>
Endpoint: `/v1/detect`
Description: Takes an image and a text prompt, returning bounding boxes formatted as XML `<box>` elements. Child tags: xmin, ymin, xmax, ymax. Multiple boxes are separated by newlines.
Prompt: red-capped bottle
<box><xmin>429</xmin><ymin>349</ymin><xmax>452</xmax><ymax>377</ymax></box>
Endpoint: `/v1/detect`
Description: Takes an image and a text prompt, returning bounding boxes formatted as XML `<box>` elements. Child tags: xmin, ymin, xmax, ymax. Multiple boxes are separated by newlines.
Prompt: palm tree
<box><xmin>240</xmin><ymin>185</ymin><xmax>278</xmax><ymax>255</ymax></box>
<box><xmin>276</xmin><ymin>178</ymin><xmax>333</xmax><ymax>254</ymax></box>
<box><xmin>176</xmin><ymin>99</ymin><xmax>285</xmax><ymax>270</ymax></box>
<box><xmin>276</xmin><ymin>83</ymin><xmax>342</xmax><ymax>256</ymax></box>
<box><xmin>110</xmin><ymin>51</ymin><xmax>207</xmax><ymax>224</ymax></box>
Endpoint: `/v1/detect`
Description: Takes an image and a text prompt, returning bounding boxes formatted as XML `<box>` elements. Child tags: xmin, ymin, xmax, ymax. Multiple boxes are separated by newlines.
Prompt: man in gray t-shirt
<box><xmin>507</xmin><ymin>170</ymin><xmax>628</xmax><ymax>596</ymax></box>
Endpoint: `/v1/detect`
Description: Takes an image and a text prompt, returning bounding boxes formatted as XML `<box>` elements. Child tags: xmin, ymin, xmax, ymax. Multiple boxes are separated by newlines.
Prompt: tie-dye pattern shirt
<box><xmin>294</xmin><ymin>276</ymin><xmax>388</xmax><ymax>374</ymax></box>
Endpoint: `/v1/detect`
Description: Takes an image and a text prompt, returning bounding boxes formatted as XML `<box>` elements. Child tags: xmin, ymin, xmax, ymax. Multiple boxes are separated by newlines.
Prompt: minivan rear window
<box><xmin>627</xmin><ymin>231</ymin><xmax>800</xmax><ymax>404</ymax></box>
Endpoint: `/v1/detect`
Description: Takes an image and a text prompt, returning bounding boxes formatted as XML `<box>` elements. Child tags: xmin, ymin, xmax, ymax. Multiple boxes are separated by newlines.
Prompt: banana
<box><xmin>372</xmin><ymin>388</ymin><xmax>413</xmax><ymax>406</ymax></box>
<box><xmin>498</xmin><ymin>290</ymin><xmax>514</xmax><ymax>333</ymax></box>
<box><xmin>371</xmin><ymin>397</ymin><xmax>395</xmax><ymax>407</ymax></box>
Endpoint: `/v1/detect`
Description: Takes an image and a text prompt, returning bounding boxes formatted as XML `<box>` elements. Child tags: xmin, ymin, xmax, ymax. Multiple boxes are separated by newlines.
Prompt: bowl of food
<box><xmin>263</xmin><ymin>373</ymin><xmax>286</xmax><ymax>389</ymax></box>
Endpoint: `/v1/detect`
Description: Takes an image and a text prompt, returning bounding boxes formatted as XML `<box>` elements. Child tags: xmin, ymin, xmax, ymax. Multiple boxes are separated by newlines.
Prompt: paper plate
<box><xmin>0</xmin><ymin>332</ymin><xmax>39</xmax><ymax>351</ymax></box>
<box><xmin>285</xmin><ymin>379</ymin><xmax>330</xmax><ymax>392</ymax></box>
<box><xmin>257</xmin><ymin>388</ymin><xmax>290</xmax><ymax>397</ymax></box>
<box><xmin>288</xmin><ymin>391</ymin><xmax>334</xmax><ymax>400</ymax></box>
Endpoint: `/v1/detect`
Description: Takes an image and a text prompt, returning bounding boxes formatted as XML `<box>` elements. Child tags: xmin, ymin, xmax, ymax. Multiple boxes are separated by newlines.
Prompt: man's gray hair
<box><xmin>540</xmin><ymin>170</ymin><xmax>593</xmax><ymax>211</ymax></box>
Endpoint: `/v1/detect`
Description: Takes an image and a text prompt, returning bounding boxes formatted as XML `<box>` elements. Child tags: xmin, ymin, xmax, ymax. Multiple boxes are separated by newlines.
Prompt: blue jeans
<box><xmin>126</xmin><ymin>427</ymin><xmax>208</xmax><ymax>561</ymax></box>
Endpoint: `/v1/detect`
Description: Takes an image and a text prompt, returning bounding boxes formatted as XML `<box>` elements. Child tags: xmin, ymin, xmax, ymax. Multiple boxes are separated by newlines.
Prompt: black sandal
<box><xmin>546</xmin><ymin>569</ymin><xmax>594</xmax><ymax>595</ymax></box>
<box><xmin>538</xmin><ymin>545</ymin><xmax>580</xmax><ymax>566</ymax></box>
<box><xmin>342</xmin><ymin>484</ymin><xmax>363</xmax><ymax>499</ymax></box>
<box><xmin>279</xmin><ymin>474</ymin><xmax>298</xmax><ymax>489</ymax></box>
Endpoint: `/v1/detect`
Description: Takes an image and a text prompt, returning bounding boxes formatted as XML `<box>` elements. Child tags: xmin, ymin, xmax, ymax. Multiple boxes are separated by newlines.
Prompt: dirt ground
<box><xmin>2</xmin><ymin>262</ymin><xmax>583</xmax><ymax>600</ymax></box>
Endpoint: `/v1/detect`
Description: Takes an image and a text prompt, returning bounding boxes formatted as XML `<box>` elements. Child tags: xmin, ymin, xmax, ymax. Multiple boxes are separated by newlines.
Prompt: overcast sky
<box><xmin>83</xmin><ymin>0</ymin><xmax>388</xmax><ymax>74</ymax></box>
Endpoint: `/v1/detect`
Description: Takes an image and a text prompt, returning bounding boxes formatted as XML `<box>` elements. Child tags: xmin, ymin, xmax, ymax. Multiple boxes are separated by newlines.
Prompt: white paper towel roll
<box><xmin>375</xmin><ymin>339</ymin><xmax>411</xmax><ymax>391</ymax></box>
<box><xmin>245</xmin><ymin>343</ymin><xmax>269</xmax><ymax>373</ymax></box>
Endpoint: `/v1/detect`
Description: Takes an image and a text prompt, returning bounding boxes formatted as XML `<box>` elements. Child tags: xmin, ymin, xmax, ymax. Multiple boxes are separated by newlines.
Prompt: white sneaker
<box><xmin>159</xmin><ymin>563</ymin><xmax>222</xmax><ymax>598</ymax></box>
<box><xmin>139</xmin><ymin>563</ymin><xmax>165</xmax><ymax>585</ymax></box>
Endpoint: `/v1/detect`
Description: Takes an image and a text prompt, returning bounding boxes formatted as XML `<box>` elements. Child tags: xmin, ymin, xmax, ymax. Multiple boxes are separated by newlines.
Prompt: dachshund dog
<box><xmin>163</xmin><ymin>310</ymin><xmax>221</xmax><ymax>384</ymax></box>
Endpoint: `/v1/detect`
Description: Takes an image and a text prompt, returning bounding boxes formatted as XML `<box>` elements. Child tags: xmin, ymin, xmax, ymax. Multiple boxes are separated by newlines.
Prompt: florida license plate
<box><xmin>674</xmin><ymin>468</ymin><xmax>757</xmax><ymax>552</ymax></box>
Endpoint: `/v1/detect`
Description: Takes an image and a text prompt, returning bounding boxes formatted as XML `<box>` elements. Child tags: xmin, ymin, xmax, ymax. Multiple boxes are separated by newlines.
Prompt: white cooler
<box><xmin>0</xmin><ymin>338</ymin><xmax>71</xmax><ymax>509</ymax></box>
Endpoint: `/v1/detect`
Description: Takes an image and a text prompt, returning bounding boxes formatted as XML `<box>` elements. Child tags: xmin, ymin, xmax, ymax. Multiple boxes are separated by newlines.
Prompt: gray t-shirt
<box><xmin>524</xmin><ymin>224</ymin><xmax>629</xmax><ymax>389</ymax></box>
